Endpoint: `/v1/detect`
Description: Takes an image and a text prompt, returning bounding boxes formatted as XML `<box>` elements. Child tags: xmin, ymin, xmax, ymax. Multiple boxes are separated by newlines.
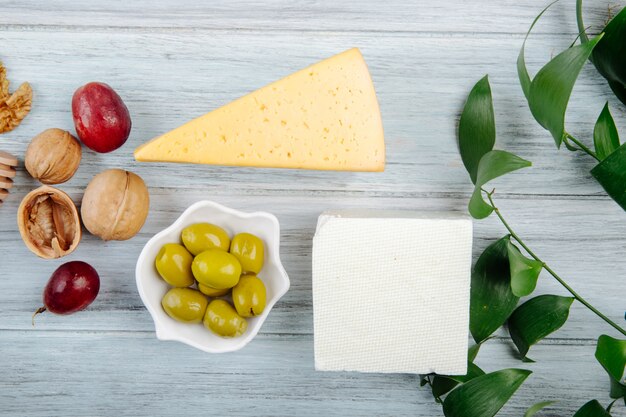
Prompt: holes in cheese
<box><xmin>134</xmin><ymin>48</ymin><xmax>385</xmax><ymax>172</ymax></box>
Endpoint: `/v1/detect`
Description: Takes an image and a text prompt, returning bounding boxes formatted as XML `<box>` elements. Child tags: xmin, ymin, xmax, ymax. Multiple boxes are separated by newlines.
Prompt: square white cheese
<box><xmin>312</xmin><ymin>210</ymin><xmax>472</xmax><ymax>375</ymax></box>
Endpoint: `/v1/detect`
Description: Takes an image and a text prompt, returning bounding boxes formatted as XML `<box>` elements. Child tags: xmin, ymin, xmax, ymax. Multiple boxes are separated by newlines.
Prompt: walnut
<box><xmin>81</xmin><ymin>169</ymin><xmax>150</xmax><ymax>241</ymax></box>
<box><xmin>17</xmin><ymin>186</ymin><xmax>82</xmax><ymax>259</ymax></box>
<box><xmin>25</xmin><ymin>128</ymin><xmax>82</xmax><ymax>184</ymax></box>
<box><xmin>0</xmin><ymin>62</ymin><xmax>32</xmax><ymax>134</ymax></box>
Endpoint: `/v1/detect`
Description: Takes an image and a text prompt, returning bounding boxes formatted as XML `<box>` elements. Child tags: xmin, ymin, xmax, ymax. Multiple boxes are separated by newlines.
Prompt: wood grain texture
<box><xmin>0</xmin><ymin>0</ymin><xmax>625</xmax><ymax>416</ymax></box>
<box><xmin>0</xmin><ymin>0</ymin><xmax>618</xmax><ymax>35</ymax></box>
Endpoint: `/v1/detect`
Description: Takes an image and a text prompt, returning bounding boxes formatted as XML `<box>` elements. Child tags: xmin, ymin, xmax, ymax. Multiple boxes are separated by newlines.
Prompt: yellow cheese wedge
<box><xmin>134</xmin><ymin>48</ymin><xmax>385</xmax><ymax>171</ymax></box>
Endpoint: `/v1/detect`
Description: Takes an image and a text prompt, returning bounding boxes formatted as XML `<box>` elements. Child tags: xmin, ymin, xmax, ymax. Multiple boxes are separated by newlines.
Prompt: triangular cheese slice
<box><xmin>134</xmin><ymin>48</ymin><xmax>385</xmax><ymax>171</ymax></box>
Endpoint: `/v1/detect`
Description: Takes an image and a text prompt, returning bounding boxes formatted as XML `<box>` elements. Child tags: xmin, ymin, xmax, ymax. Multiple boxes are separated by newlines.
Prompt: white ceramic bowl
<box><xmin>136</xmin><ymin>200</ymin><xmax>290</xmax><ymax>353</ymax></box>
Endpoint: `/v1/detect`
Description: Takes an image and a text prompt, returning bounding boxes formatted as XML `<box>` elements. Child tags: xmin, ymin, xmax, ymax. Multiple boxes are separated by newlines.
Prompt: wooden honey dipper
<box><xmin>0</xmin><ymin>150</ymin><xmax>18</xmax><ymax>205</ymax></box>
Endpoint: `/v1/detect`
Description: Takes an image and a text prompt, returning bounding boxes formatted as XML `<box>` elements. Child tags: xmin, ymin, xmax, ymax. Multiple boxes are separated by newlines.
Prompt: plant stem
<box><xmin>484</xmin><ymin>190</ymin><xmax>626</xmax><ymax>337</ymax></box>
<box><xmin>565</xmin><ymin>133</ymin><xmax>600</xmax><ymax>162</ymax></box>
<box><xmin>575</xmin><ymin>0</ymin><xmax>590</xmax><ymax>43</ymax></box>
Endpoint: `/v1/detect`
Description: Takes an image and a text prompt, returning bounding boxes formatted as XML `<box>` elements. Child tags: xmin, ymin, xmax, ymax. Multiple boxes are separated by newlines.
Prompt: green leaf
<box><xmin>508</xmin><ymin>295</ymin><xmax>574</xmax><ymax>359</ymax></box>
<box><xmin>442</xmin><ymin>368</ymin><xmax>532</xmax><ymax>417</ymax></box>
<box><xmin>573</xmin><ymin>400</ymin><xmax>612</xmax><ymax>417</ymax></box>
<box><xmin>524</xmin><ymin>401</ymin><xmax>556</xmax><ymax>417</ymax></box>
<box><xmin>428</xmin><ymin>342</ymin><xmax>490</xmax><ymax>399</ymax></box>
<box><xmin>507</xmin><ymin>241</ymin><xmax>543</xmax><ymax>297</ymax></box>
<box><xmin>431</xmin><ymin>362</ymin><xmax>486</xmax><ymax>399</ymax></box>
<box><xmin>459</xmin><ymin>75</ymin><xmax>496</xmax><ymax>184</ymax></box>
<box><xmin>591</xmin><ymin>142</ymin><xmax>626</xmax><ymax>211</ymax></box>
<box><xmin>468</xmin><ymin>151</ymin><xmax>532</xmax><ymax>219</ymax></box>
<box><xmin>595</xmin><ymin>335</ymin><xmax>626</xmax><ymax>399</ymax></box>
<box><xmin>594</xmin><ymin>103</ymin><xmax>620</xmax><ymax>160</ymax></box>
<box><xmin>529</xmin><ymin>36</ymin><xmax>603</xmax><ymax>147</ymax></box>
<box><xmin>578</xmin><ymin>1</ymin><xmax>626</xmax><ymax>106</ymax></box>
<box><xmin>447</xmin><ymin>362</ymin><xmax>486</xmax><ymax>383</ymax></box>
<box><xmin>606</xmin><ymin>398</ymin><xmax>623</xmax><ymax>412</ymax></box>
<box><xmin>470</xmin><ymin>237</ymin><xmax>520</xmax><ymax>343</ymax></box>
<box><xmin>609</xmin><ymin>378</ymin><xmax>626</xmax><ymax>400</ymax></box>
<box><xmin>468</xmin><ymin>337</ymin><xmax>493</xmax><ymax>362</ymax></box>
<box><xmin>609</xmin><ymin>80</ymin><xmax>626</xmax><ymax>106</ymax></box>
<box><xmin>519</xmin><ymin>2</ymin><xmax>603</xmax><ymax>147</ymax></box>
<box><xmin>468</xmin><ymin>344</ymin><xmax>481</xmax><ymax>362</ymax></box>
<box><xmin>518</xmin><ymin>0</ymin><xmax>560</xmax><ymax>99</ymax></box>
<box><xmin>430</xmin><ymin>376</ymin><xmax>457</xmax><ymax>401</ymax></box>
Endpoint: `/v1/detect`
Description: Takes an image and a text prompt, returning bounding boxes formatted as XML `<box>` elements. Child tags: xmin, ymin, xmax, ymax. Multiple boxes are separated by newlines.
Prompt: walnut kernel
<box><xmin>0</xmin><ymin>62</ymin><xmax>32</xmax><ymax>134</ymax></box>
<box><xmin>17</xmin><ymin>186</ymin><xmax>82</xmax><ymax>259</ymax></box>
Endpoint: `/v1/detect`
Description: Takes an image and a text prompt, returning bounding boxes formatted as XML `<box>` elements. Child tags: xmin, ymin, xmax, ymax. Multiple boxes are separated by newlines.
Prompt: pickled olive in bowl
<box><xmin>198</xmin><ymin>282</ymin><xmax>230</xmax><ymax>298</ymax></box>
<box><xmin>181</xmin><ymin>223</ymin><xmax>230</xmax><ymax>255</ymax></box>
<box><xmin>161</xmin><ymin>288</ymin><xmax>208</xmax><ymax>324</ymax></box>
<box><xmin>229</xmin><ymin>233</ymin><xmax>265</xmax><ymax>274</ymax></box>
<box><xmin>155</xmin><ymin>243</ymin><xmax>194</xmax><ymax>287</ymax></box>
<box><xmin>192</xmin><ymin>249</ymin><xmax>242</xmax><ymax>289</ymax></box>
<box><xmin>203</xmin><ymin>299</ymin><xmax>247</xmax><ymax>337</ymax></box>
<box><xmin>232</xmin><ymin>274</ymin><xmax>267</xmax><ymax>317</ymax></box>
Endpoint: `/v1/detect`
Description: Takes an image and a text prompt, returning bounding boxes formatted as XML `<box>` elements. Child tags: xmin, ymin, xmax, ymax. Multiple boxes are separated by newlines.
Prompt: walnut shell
<box><xmin>25</xmin><ymin>128</ymin><xmax>82</xmax><ymax>185</ymax></box>
<box><xmin>81</xmin><ymin>169</ymin><xmax>150</xmax><ymax>241</ymax></box>
<box><xmin>17</xmin><ymin>185</ymin><xmax>81</xmax><ymax>259</ymax></box>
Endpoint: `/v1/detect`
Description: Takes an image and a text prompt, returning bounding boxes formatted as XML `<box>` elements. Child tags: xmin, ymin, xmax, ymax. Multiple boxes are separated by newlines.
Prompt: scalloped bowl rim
<box><xmin>136</xmin><ymin>200</ymin><xmax>290</xmax><ymax>353</ymax></box>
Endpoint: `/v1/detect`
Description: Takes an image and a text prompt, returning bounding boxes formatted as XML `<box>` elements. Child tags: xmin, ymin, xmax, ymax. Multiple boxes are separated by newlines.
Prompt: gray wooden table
<box><xmin>1</xmin><ymin>1</ymin><xmax>625</xmax><ymax>416</ymax></box>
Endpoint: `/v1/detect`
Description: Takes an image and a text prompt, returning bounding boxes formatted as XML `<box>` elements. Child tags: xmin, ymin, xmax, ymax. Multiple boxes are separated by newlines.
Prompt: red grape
<box><xmin>33</xmin><ymin>261</ymin><xmax>100</xmax><ymax>323</ymax></box>
<box><xmin>72</xmin><ymin>82</ymin><xmax>132</xmax><ymax>153</ymax></box>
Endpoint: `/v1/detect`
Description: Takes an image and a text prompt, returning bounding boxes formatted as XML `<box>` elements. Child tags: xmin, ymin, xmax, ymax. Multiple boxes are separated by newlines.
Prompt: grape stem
<box><xmin>32</xmin><ymin>307</ymin><xmax>46</xmax><ymax>326</ymax></box>
<box><xmin>483</xmin><ymin>189</ymin><xmax>626</xmax><ymax>337</ymax></box>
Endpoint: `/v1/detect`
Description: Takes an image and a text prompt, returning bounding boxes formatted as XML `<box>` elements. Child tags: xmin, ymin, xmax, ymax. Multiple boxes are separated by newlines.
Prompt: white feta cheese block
<box><xmin>312</xmin><ymin>210</ymin><xmax>472</xmax><ymax>374</ymax></box>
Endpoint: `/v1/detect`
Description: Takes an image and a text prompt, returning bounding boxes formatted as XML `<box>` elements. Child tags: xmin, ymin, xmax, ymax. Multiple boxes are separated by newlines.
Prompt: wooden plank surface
<box><xmin>1</xmin><ymin>1</ymin><xmax>625</xmax><ymax>416</ymax></box>
<box><xmin>0</xmin><ymin>0</ymin><xmax>616</xmax><ymax>34</ymax></box>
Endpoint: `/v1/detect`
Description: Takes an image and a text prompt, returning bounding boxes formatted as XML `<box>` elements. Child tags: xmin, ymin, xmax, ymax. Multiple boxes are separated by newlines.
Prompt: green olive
<box><xmin>192</xmin><ymin>249</ymin><xmax>242</xmax><ymax>289</ymax></box>
<box><xmin>232</xmin><ymin>274</ymin><xmax>267</xmax><ymax>317</ymax></box>
<box><xmin>155</xmin><ymin>243</ymin><xmax>195</xmax><ymax>287</ymax></box>
<box><xmin>198</xmin><ymin>282</ymin><xmax>231</xmax><ymax>297</ymax></box>
<box><xmin>181</xmin><ymin>223</ymin><xmax>230</xmax><ymax>256</ymax></box>
<box><xmin>161</xmin><ymin>288</ymin><xmax>208</xmax><ymax>323</ymax></box>
<box><xmin>229</xmin><ymin>233</ymin><xmax>265</xmax><ymax>274</ymax></box>
<box><xmin>203</xmin><ymin>299</ymin><xmax>247</xmax><ymax>337</ymax></box>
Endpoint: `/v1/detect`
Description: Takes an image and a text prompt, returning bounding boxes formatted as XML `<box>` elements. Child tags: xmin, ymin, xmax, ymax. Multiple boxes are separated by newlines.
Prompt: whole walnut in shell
<box><xmin>17</xmin><ymin>185</ymin><xmax>81</xmax><ymax>259</ymax></box>
<box><xmin>25</xmin><ymin>128</ymin><xmax>82</xmax><ymax>184</ymax></box>
<box><xmin>81</xmin><ymin>169</ymin><xmax>150</xmax><ymax>241</ymax></box>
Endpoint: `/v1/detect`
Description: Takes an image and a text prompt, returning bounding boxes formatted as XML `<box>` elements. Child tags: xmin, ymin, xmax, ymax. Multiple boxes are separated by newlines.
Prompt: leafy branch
<box><xmin>518</xmin><ymin>1</ymin><xmax>626</xmax><ymax>211</ymax></box>
<box><xmin>419</xmin><ymin>4</ymin><xmax>626</xmax><ymax>414</ymax></box>
<box><xmin>482</xmin><ymin>189</ymin><xmax>626</xmax><ymax>337</ymax></box>
<box><xmin>577</xmin><ymin>0</ymin><xmax>626</xmax><ymax>106</ymax></box>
